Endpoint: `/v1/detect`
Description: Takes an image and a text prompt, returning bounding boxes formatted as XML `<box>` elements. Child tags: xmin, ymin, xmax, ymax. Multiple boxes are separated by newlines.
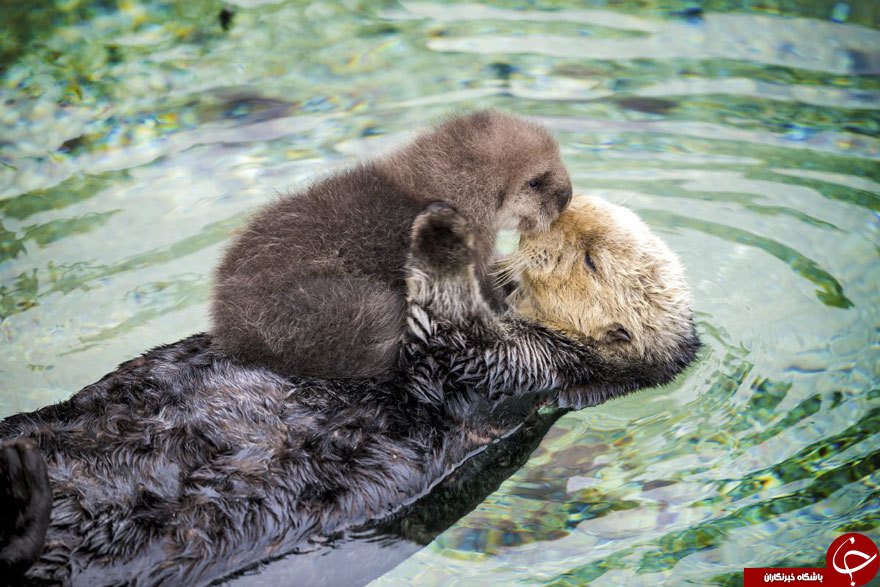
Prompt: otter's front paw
<box><xmin>0</xmin><ymin>440</ymin><xmax>51</xmax><ymax>576</ymax></box>
<box><xmin>409</xmin><ymin>202</ymin><xmax>475</xmax><ymax>276</ymax></box>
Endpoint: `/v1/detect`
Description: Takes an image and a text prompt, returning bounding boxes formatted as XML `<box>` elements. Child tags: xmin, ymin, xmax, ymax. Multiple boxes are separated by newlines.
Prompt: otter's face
<box><xmin>504</xmin><ymin>196</ymin><xmax>696</xmax><ymax>366</ymax></box>
<box><xmin>499</xmin><ymin>153</ymin><xmax>571</xmax><ymax>234</ymax></box>
<box><xmin>498</xmin><ymin>154</ymin><xmax>572</xmax><ymax>235</ymax></box>
<box><xmin>460</xmin><ymin>111</ymin><xmax>571</xmax><ymax>235</ymax></box>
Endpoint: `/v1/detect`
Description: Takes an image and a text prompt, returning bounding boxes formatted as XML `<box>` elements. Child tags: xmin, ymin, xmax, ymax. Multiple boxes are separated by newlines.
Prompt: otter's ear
<box><xmin>602</xmin><ymin>325</ymin><xmax>632</xmax><ymax>344</ymax></box>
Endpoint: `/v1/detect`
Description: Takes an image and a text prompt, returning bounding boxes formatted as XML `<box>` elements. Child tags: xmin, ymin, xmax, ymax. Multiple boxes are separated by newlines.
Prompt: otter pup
<box><xmin>0</xmin><ymin>202</ymin><xmax>698</xmax><ymax>586</ymax></box>
<box><xmin>211</xmin><ymin>110</ymin><xmax>572</xmax><ymax>379</ymax></box>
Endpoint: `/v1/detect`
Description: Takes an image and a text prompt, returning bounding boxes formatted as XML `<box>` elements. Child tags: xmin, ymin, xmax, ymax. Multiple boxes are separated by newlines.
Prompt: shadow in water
<box><xmin>221</xmin><ymin>408</ymin><xmax>568</xmax><ymax>587</ymax></box>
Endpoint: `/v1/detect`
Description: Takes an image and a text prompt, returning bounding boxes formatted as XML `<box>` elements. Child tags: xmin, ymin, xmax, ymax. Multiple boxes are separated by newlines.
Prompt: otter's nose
<box><xmin>556</xmin><ymin>183</ymin><xmax>573</xmax><ymax>212</ymax></box>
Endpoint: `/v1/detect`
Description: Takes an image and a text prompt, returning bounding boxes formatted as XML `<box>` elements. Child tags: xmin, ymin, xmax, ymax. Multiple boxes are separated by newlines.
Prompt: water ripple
<box><xmin>421</xmin><ymin>9</ymin><xmax>880</xmax><ymax>75</ymax></box>
<box><xmin>1</xmin><ymin>2</ymin><xmax>877</xmax><ymax>585</ymax></box>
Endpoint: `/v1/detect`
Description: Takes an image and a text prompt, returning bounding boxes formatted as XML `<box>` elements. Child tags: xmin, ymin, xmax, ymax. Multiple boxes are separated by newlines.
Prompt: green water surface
<box><xmin>1</xmin><ymin>1</ymin><xmax>878</xmax><ymax>585</ymax></box>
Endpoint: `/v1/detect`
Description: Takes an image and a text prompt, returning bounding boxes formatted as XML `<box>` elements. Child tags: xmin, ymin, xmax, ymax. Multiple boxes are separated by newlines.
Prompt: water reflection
<box><xmin>0</xmin><ymin>0</ymin><xmax>877</xmax><ymax>585</ymax></box>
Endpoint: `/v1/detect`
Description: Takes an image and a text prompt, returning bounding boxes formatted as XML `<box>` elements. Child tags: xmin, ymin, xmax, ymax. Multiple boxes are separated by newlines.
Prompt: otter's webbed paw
<box><xmin>0</xmin><ymin>440</ymin><xmax>51</xmax><ymax>576</ymax></box>
<box><xmin>405</xmin><ymin>202</ymin><xmax>494</xmax><ymax>338</ymax></box>
<box><xmin>408</xmin><ymin>202</ymin><xmax>475</xmax><ymax>279</ymax></box>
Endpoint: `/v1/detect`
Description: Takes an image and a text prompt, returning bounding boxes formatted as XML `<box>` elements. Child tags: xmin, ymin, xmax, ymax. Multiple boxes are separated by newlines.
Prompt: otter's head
<box><xmin>399</xmin><ymin>110</ymin><xmax>572</xmax><ymax>235</ymax></box>
<box><xmin>462</xmin><ymin>111</ymin><xmax>572</xmax><ymax>235</ymax></box>
<box><xmin>504</xmin><ymin>196</ymin><xmax>700</xmax><ymax>403</ymax></box>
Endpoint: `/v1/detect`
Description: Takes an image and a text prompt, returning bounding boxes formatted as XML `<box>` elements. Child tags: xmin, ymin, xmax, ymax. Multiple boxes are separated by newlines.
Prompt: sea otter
<box><xmin>0</xmin><ymin>200</ymin><xmax>699</xmax><ymax>586</ymax></box>
<box><xmin>500</xmin><ymin>196</ymin><xmax>698</xmax><ymax>408</ymax></box>
<box><xmin>211</xmin><ymin>110</ymin><xmax>572</xmax><ymax>379</ymax></box>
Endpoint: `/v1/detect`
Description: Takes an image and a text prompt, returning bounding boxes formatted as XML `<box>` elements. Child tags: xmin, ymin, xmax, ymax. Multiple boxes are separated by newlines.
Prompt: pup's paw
<box><xmin>0</xmin><ymin>440</ymin><xmax>51</xmax><ymax>576</ymax></box>
<box><xmin>409</xmin><ymin>202</ymin><xmax>475</xmax><ymax>275</ymax></box>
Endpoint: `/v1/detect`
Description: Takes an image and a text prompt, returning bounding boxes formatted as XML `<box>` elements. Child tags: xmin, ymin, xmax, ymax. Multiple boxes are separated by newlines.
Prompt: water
<box><xmin>1</xmin><ymin>1</ymin><xmax>878</xmax><ymax>585</ymax></box>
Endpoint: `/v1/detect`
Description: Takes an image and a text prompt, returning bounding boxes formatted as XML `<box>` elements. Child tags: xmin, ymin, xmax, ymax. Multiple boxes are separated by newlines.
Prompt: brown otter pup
<box><xmin>211</xmin><ymin>110</ymin><xmax>572</xmax><ymax>379</ymax></box>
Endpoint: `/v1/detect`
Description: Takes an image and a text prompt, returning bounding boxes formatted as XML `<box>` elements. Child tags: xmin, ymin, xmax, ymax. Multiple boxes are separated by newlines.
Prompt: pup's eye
<box><xmin>584</xmin><ymin>252</ymin><xmax>597</xmax><ymax>271</ymax></box>
<box><xmin>528</xmin><ymin>178</ymin><xmax>541</xmax><ymax>188</ymax></box>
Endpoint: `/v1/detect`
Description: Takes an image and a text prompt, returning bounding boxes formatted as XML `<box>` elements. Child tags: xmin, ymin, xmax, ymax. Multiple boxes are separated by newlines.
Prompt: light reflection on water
<box><xmin>1</xmin><ymin>1</ymin><xmax>878</xmax><ymax>585</ymax></box>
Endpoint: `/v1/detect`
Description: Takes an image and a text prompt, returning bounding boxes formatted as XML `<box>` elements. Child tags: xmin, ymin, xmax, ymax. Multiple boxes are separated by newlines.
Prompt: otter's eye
<box><xmin>584</xmin><ymin>252</ymin><xmax>597</xmax><ymax>271</ymax></box>
<box><xmin>528</xmin><ymin>178</ymin><xmax>541</xmax><ymax>188</ymax></box>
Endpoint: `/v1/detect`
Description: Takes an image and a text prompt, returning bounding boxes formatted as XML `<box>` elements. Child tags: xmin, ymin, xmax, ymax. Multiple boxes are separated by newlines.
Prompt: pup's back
<box><xmin>212</xmin><ymin>165</ymin><xmax>421</xmax><ymax>378</ymax></box>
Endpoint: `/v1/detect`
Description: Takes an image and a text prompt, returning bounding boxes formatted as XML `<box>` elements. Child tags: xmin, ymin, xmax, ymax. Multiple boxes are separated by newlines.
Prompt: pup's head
<box><xmin>398</xmin><ymin>110</ymin><xmax>572</xmax><ymax>235</ymax></box>
<box><xmin>504</xmin><ymin>196</ymin><xmax>700</xmax><ymax>401</ymax></box>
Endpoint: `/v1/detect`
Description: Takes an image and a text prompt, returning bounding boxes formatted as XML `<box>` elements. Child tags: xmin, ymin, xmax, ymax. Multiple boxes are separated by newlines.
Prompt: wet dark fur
<box><xmin>0</xmin><ymin>441</ymin><xmax>50</xmax><ymax>577</ymax></box>
<box><xmin>211</xmin><ymin>110</ymin><xmax>573</xmax><ymax>379</ymax></box>
<box><xmin>0</xmin><ymin>205</ymin><xmax>699</xmax><ymax>586</ymax></box>
<box><xmin>223</xmin><ymin>407</ymin><xmax>569</xmax><ymax>587</ymax></box>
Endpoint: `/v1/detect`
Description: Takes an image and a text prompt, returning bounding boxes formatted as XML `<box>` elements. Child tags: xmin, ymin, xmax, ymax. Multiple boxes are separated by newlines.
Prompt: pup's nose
<box><xmin>556</xmin><ymin>183</ymin><xmax>572</xmax><ymax>212</ymax></box>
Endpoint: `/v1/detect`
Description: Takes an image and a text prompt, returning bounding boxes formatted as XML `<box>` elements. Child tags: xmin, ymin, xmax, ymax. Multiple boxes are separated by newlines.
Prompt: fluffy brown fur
<box><xmin>211</xmin><ymin>110</ymin><xmax>572</xmax><ymax>379</ymax></box>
